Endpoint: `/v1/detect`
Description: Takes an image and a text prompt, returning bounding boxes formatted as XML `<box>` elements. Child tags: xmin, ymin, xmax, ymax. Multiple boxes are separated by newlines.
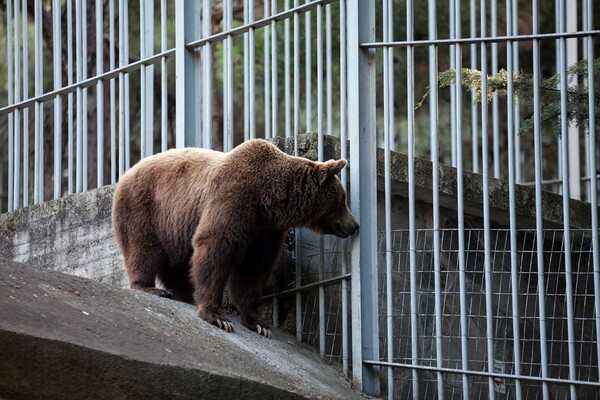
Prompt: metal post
<box><xmin>54</xmin><ymin>0</ymin><xmax>63</xmax><ymax>197</ymax></box>
<box><xmin>481</xmin><ymin>0</ymin><xmax>496</xmax><ymax>398</ymax></box>
<box><xmin>223</xmin><ymin>0</ymin><xmax>233</xmax><ymax>150</ymax></box>
<box><xmin>95</xmin><ymin>0</ymin><xmax>103</xmax><ymax>188</ymax></box>
<box><xmin>532</xmin><ymin>1</ymin><xmax>550</xmax><ymax>398</ymax></box>
<box><xmin>160</xmin><ymin>0</ymin><xmax>168</xmax><ymax>151</ymax></box>
<box><xmin>383</xmin><ymin>0</ymin><xmax>394</xmax><ymax>395</ymax></box>
<box><xmin>140</xmin><ymin>0</ymin><xmax>155</xmax><ymax>159</ymax></box>
<box><xmin>202</xmin><ymin>0</ymin><xmax>212</xmax><ymax>148</ymax></box>
<box><xmin>506</xmin><ymin>0</ymin><xmax>523</xmax><ymax>397</ymax></box>
<box><xmin>585</xmin><ymin>0</ymin><xmax>600</xmax><ymax>385</ymax></box>
<box><xmin>338</xmin><ymin>0</ymin><xmax>349</xmax><ymax>376</ymax></box>
<box><xmin>175</xmin><ymin>0</ymin><xmax>201</xmax><ymax>148</ymax></box>
<box><xmin>7</xmin><ymin>0</ymin><xmax>14</xmax><ymax>212</ymax></box>
<box><xmin>34</xmin><ymin>0</ymin><xmax>42</xmax><ymax>202</ymax></box>
<box><xmin>347</xmin><ymin>0</ymin><xmax>379</xmax><ymax>395</ymax></box>
<box><xmin>566</xmin><ymin>0</ymin><xmax>580</xmax><ymax>199</ymax></box>
<box><xmin>67</xmin><ymin>0</ymin><xmax>74</xmax><ymax>191</ymax></box>
<box><xmin>428</xmin><ymin>0</ymin><xmax>444</xmax><ymax>397</ymax></box>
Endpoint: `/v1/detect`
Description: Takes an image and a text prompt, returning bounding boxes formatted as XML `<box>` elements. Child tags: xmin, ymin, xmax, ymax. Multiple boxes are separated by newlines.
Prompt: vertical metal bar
<box><xmin>506</xmin><ymin>1</ymin><xmax>523</xmax><ymax>398</ymax></box>
<box><xmin>175</xmin><ymin>0</ymin><xmax>201</xmax><ymax>148</ymax></box>
<box><xmin>202</xmin><ymin>0</ymin><xmax>212</xmax><ymax>148</ymax></box>
<box><xmin>566</xmin><ymin>0</ymin><xmax>580</xmax><ymax>199</ymax></box>
<box><xmin>304</xmin><ymin>0</ymin><xmax>311</xmax><ymax>131</ymax></box>
<box><xmin>123</xmin><ymin>2</ymin><xmax>130</xmax><ymax>171</ymax></box>
<box><xmin>347</xmin><ymin>0</ymin><xmax>379</xmax><ymax>395</ymax></box>
<box><xmin>82</xmin><ymin>1</ymin><xmax>88</xmax><ymax>190</ymax></box>
<box><xmin>243</xmin><ymin>0</ymin><xmax>249</xmax><ymax>141</ymax></box>
<box><xmin>293</xmin><ymin>0</ymin><xmax>302</xmax><ymax>343</ymax></box>
<box><xmin>532</xmin><ymin>1</ymin><xmax>550</xmax><ymax>397</ymax></box>
<box><xmin>284</xmin><ymin>0</ymin><xmax>291</xmax><ymax>139</ymax></box>
<box><xmin>160</xmin><ymin>0</ymin><xmax>168</xmax><ymax>152</ymax></box>
<box><xmin>223</xmin><ymin>0</ymin><xmax>233</xmax><ymax>150</ymax></box>
<box><xmin>448</xmin><ymin>0</ymin><xmax>456</xmax><ymax>167</ymax></box>
<box><xmin>33</xmin><ymin>0</ymin><xmax>44</xmax><ymax>202</ymax></box>
<box><xmin>512</xmin><ymin>0</ymin><xmax>521</xmax><ymax>183</ymax></box>
<box><xmin>264</xmin><ymin>1</ymin><xmax>271</xmax><ymax>139</ymax></box>
<box><xmin>316</xmin><ymin>2</ymin><xmax>325</xmax><ymax>358</ymax></box>
<box><xmin>480</xmin><ymin>0</ymin><xmax>496</xmax><ymax>398</ymax></box>
<box><xmin>109</xmin><ymin>0</ymin><xmax>116</xmax><ymax>183</ymax></box>
<box><xmin>325</xmin><ymin>3</ymin><xmax>332</xmax><ymax>139</ymax></box>
<box><xmin>558</xmin><ymin>1</ymin><xmax>578</xmax><ymax>396</ymax></box>
<box><xmin>96</xmin><ymin>0</ymin><xmax>104</xmax><ymax>188</ymax></box>
<box><xmin>491</xmin><ymin>0</ymin><xmax>500</xmax><ymax>178</ymax></box>
<box><xmin>339</xmin><ymin>0</ymin><xmax>349</xmax><ymax>376</ymax></box>
<box><xmin>428</xmin><ymin>0</ymin><xmax>444</xmax><ymax>396</ymax></box>
<box><xmin>383</xmin><ymin>0</ymin><xmax>394</xmax><ymax>395</ymax></box>
<box><xmin>7</xmin><ymin>0</ymin><xmax>14</xmax><ymax>211</ymax></box>
<box><xmin>118</xmin><ymin>0</ymin><xmax>124</xmax><ymax>177</ymax></box>
<box><xmin>140</xmin><ymin>1</ymin><xmax>147</xmax><ymax>156</ymax></box>
<box><xmin>248</xmin><ymin>0</ymin><xmax>256</xmax><ymax>140</ymax></box>
<box><xmin>407</xmin><ymin>1</ymin><xmax>420</xmax><ymax>397</ymax></box>
<box><xmin>585</xmin><ymin>0</ymin><xmax>600</xmax><ymax>385</ymax></box>
<box><xmin>54</xmin><ymin>0</ymin><xmax>63</xmax><ymax>198</ymax></box>
<box><xmin>470</xmin><ymin>0</ymin><xmax>478</xmax><ymax>173</ymax></box>
<box><xmin>22</xmin><ymin>0</ymin><xmax>28</xmax><ymax>206</ymax></box>
<box><xmin>15</xmin><ymin>0</ymin><xmax>25</xmax><ymax>207</ymax></box>
<box><xmin>76</xmin><ymin>0</ymin><xmax>84</xmax><ymax>190</ymax></box>
<box><xmin>453</xmin><ymin>0</ymin><xmax>470</xmax><ymax>397</ymax></box>
<box><xmin>13</xmin><ymin>0</ymin><xmax>20</xmax><ymax>209</ymax></box>
<box><xmin>271</xmin><ymin>0</ymin><xmax>278</xmax><ymax>139</ymax></box>
<box><xmin>67</xmin><ymin>0</ymin><xmax>74</xmax><ymax>192</ymax></box>
<box><xmin>140</xmin><ymin>0</ymin><xmax>155</xmax><ymax>159</ymax></box>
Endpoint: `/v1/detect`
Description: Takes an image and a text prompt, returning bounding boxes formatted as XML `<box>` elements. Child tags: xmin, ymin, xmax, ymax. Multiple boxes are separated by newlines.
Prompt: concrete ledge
<box><xmin>272</xmin><ymin>133</ymin><xmax>597</xmax><ymax>229</ymax></box>
<box><xmin>0</xmin><ymin>259</ymin><xmax>366</xmax><ymax>400</ymax></box>
<box><xmin>0</xmin><ymin>185</ymin><xmax>123</xmax><ymax>285</ymax></box>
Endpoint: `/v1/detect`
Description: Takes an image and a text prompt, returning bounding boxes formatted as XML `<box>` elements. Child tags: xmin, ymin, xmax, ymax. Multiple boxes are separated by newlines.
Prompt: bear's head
<box><xmin>306</xmin><ymin>159</ymin><xmax>359</xmax><ymax>238</ymax></box>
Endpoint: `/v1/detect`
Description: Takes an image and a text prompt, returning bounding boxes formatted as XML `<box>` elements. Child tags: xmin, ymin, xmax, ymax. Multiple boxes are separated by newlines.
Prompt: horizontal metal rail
<box><xmin>363</xmin><ymin>360</ymin><xmax>600</xmax><ymax>389</ymax></box>
<box><xmin>185</xmin><ymin>0</ymin><xmax>335</xmax><ymax>50</ymax></box>
<box><xmin>0</xmin><ymin>48</ymin><xmax>175</xmax><ymax>115</ymax></box>
<box><xmin>261</xmin><ymin>273</ymin><xmax>351</xmax><ymax>301</ymax></box>
<box><xmin>361</xmin><ymin>29</ymin><xmax>600</xmax><ymax>49</ymax></box>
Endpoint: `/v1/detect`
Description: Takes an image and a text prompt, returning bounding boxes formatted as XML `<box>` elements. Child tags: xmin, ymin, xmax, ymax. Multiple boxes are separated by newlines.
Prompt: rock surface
<box><xmin>0</xmin><ymin>259</ymin><xmax>367</xmax><ymax>400</ymax></box>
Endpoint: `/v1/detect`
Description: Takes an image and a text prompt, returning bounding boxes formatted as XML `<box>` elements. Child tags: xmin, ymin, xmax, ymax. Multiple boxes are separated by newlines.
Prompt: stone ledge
<box><xmin>272</xmin><ymin>133</ymin><xmax>596</xmax><ymax>229</ymax></box>
<box><xmin>0</xmin><ymin>258</ymin><xmax>367</xmax><ymax>400</ymax></box>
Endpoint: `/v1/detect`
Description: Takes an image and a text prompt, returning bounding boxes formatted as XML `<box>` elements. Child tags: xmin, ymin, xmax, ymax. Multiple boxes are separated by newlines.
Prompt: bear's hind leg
<box><xmin>158</xmin><ymin>265</ymin><xmax>195</xmax><ymax>304</ymax></box>
<box><xmin>229</xmin><ymin>229</ymin><xmax>287</xmax><ymax>339</ymax></box>
<box><xmin>124</xmin><ymin>244</ymin><xmax>173</xmax><ymax>299</ymax></box>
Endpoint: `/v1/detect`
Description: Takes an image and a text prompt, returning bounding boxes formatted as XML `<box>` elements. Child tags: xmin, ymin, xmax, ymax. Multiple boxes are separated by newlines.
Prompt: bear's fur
<box><xmin>112</xmin><ymin>139</ymin><xmax>359</xmax><ymax>337</ymax></box>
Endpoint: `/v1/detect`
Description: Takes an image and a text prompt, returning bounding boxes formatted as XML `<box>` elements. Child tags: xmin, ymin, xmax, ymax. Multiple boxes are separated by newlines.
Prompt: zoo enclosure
<box><xmin>1</xmin><ymin>1</ymin><xmax>599</xmax><ymax>399</ymax></box>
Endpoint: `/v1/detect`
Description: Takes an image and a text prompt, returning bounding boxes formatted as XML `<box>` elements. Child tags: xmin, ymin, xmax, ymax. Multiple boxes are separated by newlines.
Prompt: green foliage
<box><xmin>422</xmin><ymin>58</ymin><xmax>600</xmax><ymax>136</ymax></box>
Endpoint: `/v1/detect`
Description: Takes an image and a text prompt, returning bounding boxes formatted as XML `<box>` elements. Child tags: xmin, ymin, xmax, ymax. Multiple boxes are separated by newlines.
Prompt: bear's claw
<box><xmin>215</xmin><ymin>318</ymin><xmax>234</xmax><ymax>333</ymax></box>
<box><xmin>257</xmin><ymin>324</ymin><xmax>272</xmax><ymax>339</ymax></box>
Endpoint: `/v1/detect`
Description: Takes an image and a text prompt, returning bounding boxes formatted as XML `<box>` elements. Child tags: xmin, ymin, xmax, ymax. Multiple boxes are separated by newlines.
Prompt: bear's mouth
<box><xmin>333</xmin><ymin>221</ymin><xmax>359</xmax><ymax>238</ymax></box>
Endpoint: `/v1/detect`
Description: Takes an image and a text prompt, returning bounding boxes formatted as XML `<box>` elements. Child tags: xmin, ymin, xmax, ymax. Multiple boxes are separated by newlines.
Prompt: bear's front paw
<box><xmin>256</xmin><ymin>324</ymin><xmax>272</xmax><ymax>339</ymax></box>
<box><xmin>198</xmin><ymin>307</ymin><xmax>234</xmax><ymax>333</ymax></box>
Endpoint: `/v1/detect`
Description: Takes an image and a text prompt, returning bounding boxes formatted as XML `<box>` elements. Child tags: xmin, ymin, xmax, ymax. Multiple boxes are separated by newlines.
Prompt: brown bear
<box><xmin>112</xmin><ymin>139</ymin><xmax>359</xmax><ymax>338</ymax></box>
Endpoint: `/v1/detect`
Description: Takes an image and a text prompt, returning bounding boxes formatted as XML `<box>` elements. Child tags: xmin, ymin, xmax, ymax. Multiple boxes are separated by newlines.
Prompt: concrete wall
<box><xmin>0</xmin><ymin>185</ymin><xmax>125</xmax><ymax>287</ymax></box>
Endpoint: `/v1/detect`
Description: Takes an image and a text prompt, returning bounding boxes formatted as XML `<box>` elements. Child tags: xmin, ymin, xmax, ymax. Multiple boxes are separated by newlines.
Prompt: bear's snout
<box><xmin>345</xmin><ymin>219</ymin><xmax>360</xmax><ymax>237</ymax></box>
<box><xmin>334</xmin><ymin>217</ymin><xmax>359</xmax><ymax>238</ymax></box>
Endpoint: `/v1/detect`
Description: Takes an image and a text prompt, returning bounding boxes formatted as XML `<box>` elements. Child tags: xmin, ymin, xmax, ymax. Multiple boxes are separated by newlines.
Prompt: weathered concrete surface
<box><xmin>0</xmin><ymin>186</ymin><xmax>124</xmax><ymax>286</ymax></box>
<box><xmin>0</xmin><ymin>258</ymin><xmax>367</xmax><ymax>400</ymax></box>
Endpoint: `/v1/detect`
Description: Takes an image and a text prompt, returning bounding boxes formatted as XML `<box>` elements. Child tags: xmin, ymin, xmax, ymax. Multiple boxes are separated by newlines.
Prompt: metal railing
<box><xmin>1</xmin><ymin>1</ymin><xmax>599</xmax><ymax>399</ymax></box>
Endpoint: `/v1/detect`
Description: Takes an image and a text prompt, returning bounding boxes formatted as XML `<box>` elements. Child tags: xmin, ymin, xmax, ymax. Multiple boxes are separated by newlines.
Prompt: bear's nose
<box><xmin>348</xmin><ymin>221</ymin><xmax>359</xmax><ymax>236</ymax></box>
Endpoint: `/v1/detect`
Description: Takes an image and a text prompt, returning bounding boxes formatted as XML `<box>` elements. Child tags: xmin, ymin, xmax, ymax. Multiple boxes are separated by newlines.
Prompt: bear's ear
<box><xmin>317</xmin><ymin>159</ymin><xmax>347</xmax><ymax>185</ymax></box>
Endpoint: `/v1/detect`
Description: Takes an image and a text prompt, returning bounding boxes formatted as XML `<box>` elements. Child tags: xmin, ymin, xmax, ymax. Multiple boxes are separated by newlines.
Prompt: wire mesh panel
<box><xmin>378</xmin><ymin>229</ymin><xmax>599</xmax><ymax>400</ymax></box>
